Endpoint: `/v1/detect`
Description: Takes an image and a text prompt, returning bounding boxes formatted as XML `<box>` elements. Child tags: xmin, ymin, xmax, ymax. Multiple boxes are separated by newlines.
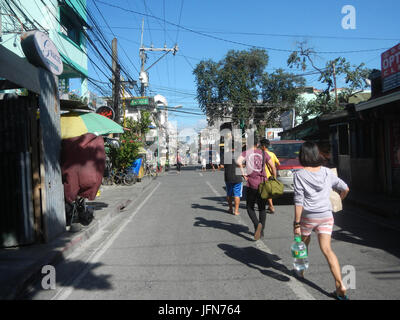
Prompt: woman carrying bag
<box><xmin>236</xmin><ymin>136</ymin><xmax>277</xmax><ymax>240</ymax></box>
<box><xmin>293</xmin><ymin>141</ymin><xmax>350</xmax><ymax>300</ymax></box>
<box><xmin>260</xmin><ymin>138</ymin><xmax>281</xmax><ymax>213</ymax></box>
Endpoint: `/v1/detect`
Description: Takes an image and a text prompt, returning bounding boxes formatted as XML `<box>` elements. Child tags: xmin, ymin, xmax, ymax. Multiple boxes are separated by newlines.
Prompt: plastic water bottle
<box><xmin>291</xmin><ymin>235</ymin><xmax>309</xmax><ymax>271</ymax></box>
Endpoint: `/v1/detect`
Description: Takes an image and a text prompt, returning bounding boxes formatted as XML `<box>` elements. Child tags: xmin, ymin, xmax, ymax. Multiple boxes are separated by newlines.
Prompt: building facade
<box><xmin>1</xmin><ymin>0</ymin><xmax>89</xmax><ymax>98</ymax></box>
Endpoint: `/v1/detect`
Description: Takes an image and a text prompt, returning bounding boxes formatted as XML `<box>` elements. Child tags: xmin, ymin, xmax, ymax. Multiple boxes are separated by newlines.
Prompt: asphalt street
<box><xmin>25</xmin><ymin>166</ymin><xmax>400</xmax><ymax>300</ymax></box>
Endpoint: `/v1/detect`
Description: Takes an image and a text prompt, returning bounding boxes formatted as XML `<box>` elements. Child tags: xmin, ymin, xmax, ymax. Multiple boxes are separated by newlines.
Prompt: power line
<box><xmin>91</xmin><ymin>0</ymin><xmax>140</xmax><ymax>75</ymax></box>
<box><xmin>175</xmin><ymin>0</ymin><xmax>184</xmax><ymax>44</ymax></box>
<box><xmin>98</xmin><ymin>25</ymin><xmax>400</xmax><ymax>42</ymax></box>
<box><xmin>94</xmin><ymin>0</ymin><xmax>390</xmax><ymax>55</ymax></box>
<box><xmin>69</xmin><ymin>0</ymin><xmax>141</xmax><ymax>95</ymax></box>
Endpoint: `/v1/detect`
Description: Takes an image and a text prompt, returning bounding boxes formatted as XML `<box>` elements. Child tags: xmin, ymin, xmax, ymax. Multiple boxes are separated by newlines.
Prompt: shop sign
<box><xmin>381</xmin><ymin>43</ymin><xmax>400</xmax><ymax>92</ymax></box>
<box><xmin>130</xmin><ymin>96</ymin><xmax>155</xmax><ymax>107</ymax></box>
<box><xmin>265</xmin><ymin>128</ymin><xmax>283</xmax><ymax>140</ymax></box>
<box><xmin>21</xmin><ymin>31</ymin><xmax>63</xmax><ymax>75</ymax></box>
<box><xmin>96</xmin><ymin>106</ymin><xmax>115</xmax><ymax>120</ymax></box>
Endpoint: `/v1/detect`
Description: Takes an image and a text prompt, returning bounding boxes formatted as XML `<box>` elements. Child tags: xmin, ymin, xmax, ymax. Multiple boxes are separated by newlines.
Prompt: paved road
<box><xmin>25</xmin><ymin>167</ymin><xmax>400</xmax><ymax>300</ymax></box>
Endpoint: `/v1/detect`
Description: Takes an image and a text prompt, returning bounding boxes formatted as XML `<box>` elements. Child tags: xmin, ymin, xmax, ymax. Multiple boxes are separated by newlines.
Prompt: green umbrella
<box><xmin>61</xmin><ymin>111</ymin><xmax>124</xmax><ymax>139</ymax></box>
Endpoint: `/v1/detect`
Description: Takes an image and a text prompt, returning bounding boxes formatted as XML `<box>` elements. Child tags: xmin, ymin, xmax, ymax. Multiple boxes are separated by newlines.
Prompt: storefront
<box><xmin>354</xmin><ymin>90</ymin><xmax>400</xmax><ymax>196</ymax></box>
<box><xmin>0</xmin><ymin>33</ymin><xmax>65</xmax><ymax>247</ymax></box>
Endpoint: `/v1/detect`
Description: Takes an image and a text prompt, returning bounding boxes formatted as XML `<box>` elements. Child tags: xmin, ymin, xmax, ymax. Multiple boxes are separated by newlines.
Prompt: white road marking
<box><xmin>52</xmin><ymin>182</ymin><xmax>162</xmax><ymax>300</ymax></box>
<box><xmin>199</xmin><ymin>173</ymin><xmax>203</xmax><ymax>177</ymax></box>
<box><xmin>205</xmin><ymin>180</ymin><xmax>315</xmax><ymax>300</ymax></box>
<box><xmin>206</xmin><ymin>181</ymin><xmax>220</xmax><ymax>196</ymax></box>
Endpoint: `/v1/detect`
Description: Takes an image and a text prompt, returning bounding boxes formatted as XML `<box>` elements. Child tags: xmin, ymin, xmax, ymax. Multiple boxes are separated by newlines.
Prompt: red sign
<box><xmin>96</xmin><ymin>106</ymin><xmax>114</xmax><ymax>120</ymax></box>
<box><xmin>381</xmin><ymin>43</ymin><xmax>400</xmax><ymax>79</ymax></box>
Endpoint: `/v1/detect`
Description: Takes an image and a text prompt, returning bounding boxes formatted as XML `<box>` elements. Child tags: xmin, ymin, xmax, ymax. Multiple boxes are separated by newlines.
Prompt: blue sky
<box><xmin>86</xmin><ymin>0</ymin><xmax>400</xmax><ymax>130</ymax></box>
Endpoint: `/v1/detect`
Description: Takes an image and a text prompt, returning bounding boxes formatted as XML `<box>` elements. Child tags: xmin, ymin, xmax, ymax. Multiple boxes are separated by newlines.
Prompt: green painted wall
<box><xmin>1</xmin><ymin>0</ymin><xmax>88</xmax><ymax>95</ymax></box>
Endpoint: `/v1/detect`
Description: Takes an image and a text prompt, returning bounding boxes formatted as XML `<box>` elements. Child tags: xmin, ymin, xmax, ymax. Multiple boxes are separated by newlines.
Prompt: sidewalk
<box><xmin>345</xmin><ymin>190</ymin><xmax>400</xmax><ymax>218</ymax></box>
<box><xmin>0</xmin><ymin>176</ymin><xmax>155</xmax><ymax>300</ymax></box>
<box><xmin>344</xmin><ymin>189</ymin><xmax>400</xmax><ymax>232</ymax></box>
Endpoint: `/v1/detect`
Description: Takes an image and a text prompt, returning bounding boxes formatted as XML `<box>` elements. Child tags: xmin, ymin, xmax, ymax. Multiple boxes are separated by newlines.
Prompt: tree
<box><xmin>193</xmin><ymin>49</ymin><xmax>269</xmax><ymax>129</ymax></box>
<box><xmin>108</xmin><ymin>111</ymin><xmax>151</xmax><ymax>171</ymax></box>
<box><xmin>287</xmin><ymin>41</ymin><xmax>371</xmax><ymax>115</ymax></box>
<box><xmin>193</xmin><ymin>59</ymin><xmax>221</xmax><ymax>124</ymax></box>
<box><xmin>133</xmin><ymin>110</ymin><xmax>152</xmax><ymax>137</ymax></box>
<box><xmin>261</xmin><ymin>69</ymin><xmax>306</xmax><ymax>127</ymax></box>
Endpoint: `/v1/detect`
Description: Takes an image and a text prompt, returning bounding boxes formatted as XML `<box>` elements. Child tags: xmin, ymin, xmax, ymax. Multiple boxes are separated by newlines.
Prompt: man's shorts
<box><xmin>300</xmin><ymin>216</ymin><xmax>334</xmax><ymax>236</ymax></box>
<box><xmin>226</xmin><ymin>182</ymin><xmax>243</xmax><ymax>198</ymax></box>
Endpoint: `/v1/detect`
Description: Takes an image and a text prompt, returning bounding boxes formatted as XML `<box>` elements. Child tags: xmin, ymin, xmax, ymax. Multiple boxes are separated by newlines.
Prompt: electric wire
<box><xmin>97</xmin><ymin>25</ymin><xmax>400</xmax><ymax>42</ymax></box>
<box><xmin>93</xmin><ymin>0</ymin><xmax>390</xmax><ymax>55</ymax></box>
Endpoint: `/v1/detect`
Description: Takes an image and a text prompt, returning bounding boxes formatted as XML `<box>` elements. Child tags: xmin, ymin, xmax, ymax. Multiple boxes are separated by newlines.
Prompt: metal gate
<box><xmin>0</xmin><ymin>96</ymin><xmax>37</xmax><ymax>247</ymax></box>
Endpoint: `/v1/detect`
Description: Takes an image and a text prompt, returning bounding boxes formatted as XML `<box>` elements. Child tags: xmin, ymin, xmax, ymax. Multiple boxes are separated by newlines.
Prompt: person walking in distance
<box><xmin>176</xmin><ymin>152</ymin><xmax>182</xmax><ymax>174</ymax></box>
<box><xmin>215</xmin><ymin>151</ymin><xmax>221</xmax><ymax>171</ymax></box>
<box><xmin>236</xmin><ymin>136</ymin><xmax>277</xmax><ymax>240</ymax></box>
<box><xmin>201</xmin><ymin>156</ymin><xmax>207</xmax><ymax>171</ymax></box>
<box><xmin>293</xmin><ymin>141</ymin><xmax>350</xmax><ymax>300</ymax></box>
<box><xmin>260</xmin><ymin>138</ymin><xmax>280</xmax><ymax>214</ymax></box>
<box><xmin>224</xmin><ymin>147</ymin><xmax>243</xmax><ymax>215</ymax></box>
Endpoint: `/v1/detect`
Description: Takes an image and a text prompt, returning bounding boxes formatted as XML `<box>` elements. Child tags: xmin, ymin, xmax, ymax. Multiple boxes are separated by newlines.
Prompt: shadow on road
<box><xmin>21</xmin><ymin>260</ymin><xmax>113</xmax><ymax>299</ymax></box>
<box><xmin>218</xmin><ymin>243</ymin><xmax>332</xmax><ymax>298</ymax></box>
<box><xmin>332</xmin><ymin>206</ymin><xmax>400</xmax><ymax>261</ymax></box>
<box><xmin>201</xmin><ymin>196</ymin><xmax>225</xmax><ymax>204</ymax></box>
<box><xmin>201</xmin><ymin>193</ymin><xmax>294</xmax><ymax>210</ymax></box>
<box><xmin>56</xmin><ymin>261</ymin><xmax>112</xmax><ymax>291</ymax></box>
<box><xmin>192</xmin><ymin>203</ymin><xmax>229</xmax><ymax>215</ymax></box>
<box><xmin>194</xmin><ymin>217</ymin><xmax>254</xmax><ymax>241</ymax></box>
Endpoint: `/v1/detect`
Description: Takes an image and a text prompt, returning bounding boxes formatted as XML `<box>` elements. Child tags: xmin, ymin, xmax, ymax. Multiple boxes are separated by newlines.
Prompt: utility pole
<box><xmin>112</xmin><ymin>38</ymin><xmax>120</xmax><ymax>123</ymax></box>
<box><xmin>333</xmin><ymin>62</ymin><xmax>339</xmax><ymax>109</ymax></box>
<box><xmin>0</xmin><ymin>8</ymin><xmax>3</xmax><ymax>43</ymax></box>
<box><xmin>138</xmin><ymin>20</ymin><xmax>178</xmax><ymax>172</ymax></box>
<box><xmin>121</xmin><ymin>76</ymin><xmax>126</xmax><ymax>128</ymax></box>
<box><xmin>139</xmin><ymin>19</ymin><xmax>178</xmax><ymax>97</ymax></box>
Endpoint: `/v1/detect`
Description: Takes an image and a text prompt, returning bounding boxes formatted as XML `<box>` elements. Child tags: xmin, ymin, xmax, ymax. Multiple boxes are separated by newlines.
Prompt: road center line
<box><xmin>205</xmin><ymin>180</ymin><xmax>315</xmax><ymax>300</ymax></box>
<box><xmin>206</xmin><ymin>181</ymin><xmax>220</xmax><ymax>196</ymax></box>
<box><xmin>52</xmin><ymin>182</ymin><xmax>162</xmax><ymax>300</ymax></box>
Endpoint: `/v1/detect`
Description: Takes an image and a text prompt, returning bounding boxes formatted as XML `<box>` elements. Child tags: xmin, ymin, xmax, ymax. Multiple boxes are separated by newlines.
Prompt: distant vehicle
<box><xmin>269</xmin><ymin>140</ymin><xmax>304</xmax><ymax>194</ymax></box>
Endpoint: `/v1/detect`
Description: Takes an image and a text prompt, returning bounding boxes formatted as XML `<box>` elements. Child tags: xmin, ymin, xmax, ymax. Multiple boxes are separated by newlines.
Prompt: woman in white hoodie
<box><xmin>293</xmin><ymin>141</ymin><xmax>350</xmax><ymax>300</ymax></box>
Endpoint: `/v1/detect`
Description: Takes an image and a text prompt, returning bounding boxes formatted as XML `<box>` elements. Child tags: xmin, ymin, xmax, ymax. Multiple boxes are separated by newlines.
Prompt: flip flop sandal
<box><xmin>331</xmin><ymin>291</ymin><xmax>349</xmax><ymax>300</ymax></box>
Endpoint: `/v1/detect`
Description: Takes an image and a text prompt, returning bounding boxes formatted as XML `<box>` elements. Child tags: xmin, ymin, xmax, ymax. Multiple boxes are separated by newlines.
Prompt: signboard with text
<box><xmin>265</xmin><ymin>128</ymin><xmax>283</xmax><ymax>141</ymax></box>
<box><xmin>96</xmin><ymin>106</ymin><xmax>115</xmax><ymax>120</ymax></box>
<box><xmin>21</xmin><ymin>31</ymin><xmax>63</xmax><ymax>75</ymax></box>
<box><xmin>129</xmin><ymin>96</ymin><xmax>155</xmax><ymax>107</ymax></box>
<box><xmin>381</xmin><ymin>43</ymin><xmax>400</xmax><ymax>92</ymax></box>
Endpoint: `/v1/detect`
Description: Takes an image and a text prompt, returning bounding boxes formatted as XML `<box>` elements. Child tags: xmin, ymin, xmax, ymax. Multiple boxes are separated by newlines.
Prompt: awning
<box><xmin>356</xmin><ymin>91</ymin><xmax>400</xmax><ymax>112</ymax></box>
<box><xmin>60</xmin><ymin>53</ymin><xmax>88</xmax><ymax>78</ymax></box>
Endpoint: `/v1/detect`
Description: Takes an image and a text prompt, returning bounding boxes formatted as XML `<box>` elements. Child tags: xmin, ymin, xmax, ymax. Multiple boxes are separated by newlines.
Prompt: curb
<box><xmin>5</xmin><ymin>177</ymin><xmax>155</xmax><ymax>300</ymax></box>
